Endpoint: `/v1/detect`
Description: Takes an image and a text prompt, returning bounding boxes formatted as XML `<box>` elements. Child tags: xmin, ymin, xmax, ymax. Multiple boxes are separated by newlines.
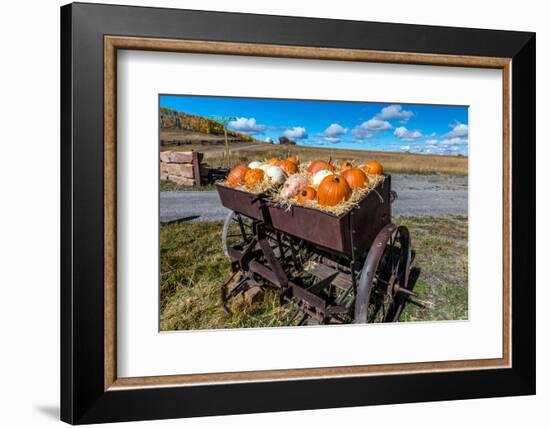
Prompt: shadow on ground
<box><xmin>35</xmin><ymin>405</ymin><xmax>59</xmax><ymax>420</ymax></box>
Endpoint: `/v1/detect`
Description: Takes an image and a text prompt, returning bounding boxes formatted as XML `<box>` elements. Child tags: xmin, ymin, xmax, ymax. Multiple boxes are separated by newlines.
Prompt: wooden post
<box><xmin>223</xmin><ymin>126</ymin><xmax>229</xmax><ymax>167</ymax></box>
<box><xmin>192</xmin><ymin>151</ymin><xmax>202</xmax><ymax>186</ymax></box>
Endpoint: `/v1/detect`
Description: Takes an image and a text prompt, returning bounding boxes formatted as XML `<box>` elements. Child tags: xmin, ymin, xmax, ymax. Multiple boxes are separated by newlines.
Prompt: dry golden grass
<box><xmin>159</xmin><ymin>216</ymin><xmax>468</xmax><ymax>331</ymax></box>
<box><xmin>160</xmin><ymin>128</ymin><xmax>258</xmax><ymax>150</ymax></box>
<box><xmin>204</xmin><ymin>144</ymin><xmax>468</xmax><ymax>176</ymax></box>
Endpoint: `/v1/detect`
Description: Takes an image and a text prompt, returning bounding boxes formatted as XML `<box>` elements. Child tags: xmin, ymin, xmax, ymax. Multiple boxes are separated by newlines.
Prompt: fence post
<box><xmin>192</xmin><ymin>151</ymin><xmax>202</xmax><ymax>186</ymax></box>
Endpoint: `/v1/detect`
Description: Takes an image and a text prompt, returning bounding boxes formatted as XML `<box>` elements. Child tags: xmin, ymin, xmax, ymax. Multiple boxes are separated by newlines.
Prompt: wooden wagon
<box><xmin>216</xmin><ymin>175</ymin><xmax>414</xmax><ymax>325</ymax></box>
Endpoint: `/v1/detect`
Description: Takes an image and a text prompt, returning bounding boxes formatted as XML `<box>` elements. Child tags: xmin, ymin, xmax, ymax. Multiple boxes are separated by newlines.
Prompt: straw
<box><xmin>218</xmin><ymin>177</ymin><xmax>282</xmax><ymax>195</ymax></box>
<box><xmin>219</xmin><ymin>160</ymin><xmax>386</xmax><ymax>214</ymax></box>
<box><xmin>271</xmin><ymin>174</ymin><xmax>385</xmax><ymax>215</ymax></box>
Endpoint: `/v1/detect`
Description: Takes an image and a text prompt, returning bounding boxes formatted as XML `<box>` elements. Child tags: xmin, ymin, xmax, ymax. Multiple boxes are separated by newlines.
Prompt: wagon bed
<box><xmin>216</xmin><ymin>176</ymin><xmax>391</xmax><ymax>259</ymax></box>
<box><xmin>215</xmin><ymin>175</ymin><xmax>414</xmax><ymax>325</ymax></box>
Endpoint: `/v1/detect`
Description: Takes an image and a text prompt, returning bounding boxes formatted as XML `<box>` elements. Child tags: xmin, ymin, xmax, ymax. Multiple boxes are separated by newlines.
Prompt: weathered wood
<box><xmin>160</xmin><ymin>151</ymin><xmax>208</xmax><ymax>186</ymax></box>
<box><xmin>165</xmin><ymin>163</ymin><xmax>195</xmax><ymax>178</ymax></box>
<box><xmin>192</xmin><ymin>151</ymin><xmax>202</xmax><ymax>186</ymax></box>
<box><xmin>160</xmin><ymin>150</ymin><xmax>200</xmax><ymax>164</ymax></box>
<box><xmin>169</xmin><ymin>176</ymin><xmax>195</xmax><ymax>186</ymax></box>
<box><xmin>159</xmin><ymin>151</ymin><xmax>172</xmax><ymax>163</ymax></box>
<box><xmin>170</xmin><ymin>151</ymin><xmax>194</xmax><ymax>163</ymax></box>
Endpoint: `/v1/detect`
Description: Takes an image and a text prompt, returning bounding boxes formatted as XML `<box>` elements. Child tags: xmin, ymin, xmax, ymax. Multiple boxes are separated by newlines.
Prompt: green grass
<box><xmin>160</xmin><ymin>180</ymin><xmax>216</xmax><ymax>192</ymax></box>
<box><xmin>160</xmin><ymin>216</ymin><xmax>468</xmax><ymax>331</ymax></box>
<box><xmin>397</xmin><ymin>216</ymin><xmax>468</xmax><ymax>322</ymax></box>
<box><xmin>160</xmin><ymin>220</ymin><xmax>295</xmax><ymax>330</ymax></box>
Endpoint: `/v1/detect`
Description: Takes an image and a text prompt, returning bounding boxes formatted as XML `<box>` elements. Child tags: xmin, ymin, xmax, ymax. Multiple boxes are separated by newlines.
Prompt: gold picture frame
<box><xmin>103</xmin><ymin>36</ymin><xmax>512</xmax><ymax>391</ymax></box>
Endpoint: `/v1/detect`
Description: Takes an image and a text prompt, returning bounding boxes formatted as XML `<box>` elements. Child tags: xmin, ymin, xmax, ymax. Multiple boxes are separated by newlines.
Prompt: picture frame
<box><xmin>61</xmin><ymin>2</ymin><xmax>535</xmax><ymax>424</ymax></box>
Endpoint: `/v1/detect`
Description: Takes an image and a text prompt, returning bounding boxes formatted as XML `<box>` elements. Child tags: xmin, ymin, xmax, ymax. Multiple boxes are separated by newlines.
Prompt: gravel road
<box><xmin>160</xmin><ymin>174</ymin><xmax>467</xmax><ymax>223</ymax></box>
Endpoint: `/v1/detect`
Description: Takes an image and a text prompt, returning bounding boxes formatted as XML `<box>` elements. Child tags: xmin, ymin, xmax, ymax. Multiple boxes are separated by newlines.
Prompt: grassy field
<box><xmin>163</xmin><ymin>142</ymin><xmax>467</xmax><ymax>176</ymax></box>
<box><xmin>160</xmin><ymin>215</ymin><xmax>468</xmax><ymax>331</ymax></box>
<box><xmin>160</xmin><ymin>180</ymin><xmax>216</xmax><ymax>192</ymax></box>
<box><xmin>160</xmin><ymin>129</ymin><xmax>257</xmax><ymax>147</ymax></box>
<box><xmin>218</xmin><ymin>145</ymin><xmax>467</xmax><ymax>175</ymax></box>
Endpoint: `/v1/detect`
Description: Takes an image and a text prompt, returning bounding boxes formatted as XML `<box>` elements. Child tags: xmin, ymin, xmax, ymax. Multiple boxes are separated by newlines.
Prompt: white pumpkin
<box><xmin>258</xmin><ymin>163</ymin><xmax>271</xmax><ymax>173</ymax></box>
<box><xmin>265</xmin><ymin>165</ymin><xmax>286</xmax><ymax>185</ymax></box>
<box><xmin>248</xmin><ymin>161</ymin><xmax>264</xmax><ymax>169</ymax></box>
<box><xmin>312</xmin><ymin>169</ymin><xmax>334</xmax><ymax>187</ymax></box>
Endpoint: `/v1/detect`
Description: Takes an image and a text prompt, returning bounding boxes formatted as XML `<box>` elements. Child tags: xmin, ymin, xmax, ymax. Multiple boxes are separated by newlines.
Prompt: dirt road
<box><xmin>160</xmin><ymin>174</ymin><xmax>467</xmax><ymax>223</ymax></box>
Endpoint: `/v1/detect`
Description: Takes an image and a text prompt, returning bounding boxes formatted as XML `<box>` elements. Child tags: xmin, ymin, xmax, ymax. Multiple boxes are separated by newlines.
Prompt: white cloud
<box><xmin>363</xmin><ymin>118</ymin><xmax>393</xmax><ymax>131</ymax></box>
<box><xmin>228</xmin><ymin>117</ymin><xmax>265</xmax><ymax>135</ymax></box>
<box><xmin>352</xmin><ymin>130</ymin><xmax>373</xmax><ymax>139</ymax></box>
<box><xmin>352</xmin><ymin>118</ymin><xmax>392</xmax><ymax>139</ymax></box>
<box><xmin>445</xmin><ymin>122</ymin><xmax>468</xmax><ymax>138</ymax></box>
<box><xmin>422</xmin><ymin>135</ymin><xmax>468</xmax><ymax>155</ymax></box>
<box><xmin>377</xmin><ymin>104</ymin><xmax>414</xmax><ymax>122</ymax></box>
<box><xmin>440</xmin><ymin>137</ymin><xmax>468</xmax><ymax>145</ymax></box>
<box><xmin>394</xmin><ymin>126</ymin><xmax>423</xmax><ymax>141</ymax></box>
<box><xmin>418</xmin><ymin>136</ymin><xmax>468</xmax><ymax>156</ymax></box>
<box><xmin>321</xmin><ymin>123</ymin><xmax>348</xmax><ymax>142</ymax></box>
<box><xmin>422</xmin><ymin>123</ymin><xmax>468</xmax><ymax>149</ymax></box>
<box><xmin>323</xmin><ymin>123</ymin><xmax>348</xmax><ymax>137</ymax></box>
<box><xmin>283</xmin><ymin>126</ymin><xmax>308</xmax><ymax>140</ymax></box>
<box><xmin>400</xmin><ymin>145</ymin><xmax>411</xmax><ymax>151</ymax></box>
<box><xmin>264</xmin><ymin>137</ymin><xmax>273</xmax><ymax>143</ymax></box>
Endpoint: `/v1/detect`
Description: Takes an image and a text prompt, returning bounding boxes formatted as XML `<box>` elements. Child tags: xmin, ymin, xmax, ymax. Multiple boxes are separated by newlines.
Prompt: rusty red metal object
<box><xmin>217</xmin><ymin>176</ymin><xmax>391</xmax><ymax>258</ymax></box>
<box><xmin>216</xmin><ymin>175</ymin><xmax>414</xmax><ymax>325</ymax></box>
<box><xmin>216</xmin><ymin>184</ymin><xmax>267</xmax><ymax>221</ymax></box>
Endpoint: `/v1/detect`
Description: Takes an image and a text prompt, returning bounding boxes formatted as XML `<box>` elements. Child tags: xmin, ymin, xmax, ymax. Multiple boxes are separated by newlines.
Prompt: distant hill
<box><xmin>160</xmin><ymin>107</ymin><xmax>256</xmax><ymax>143</ymax></box>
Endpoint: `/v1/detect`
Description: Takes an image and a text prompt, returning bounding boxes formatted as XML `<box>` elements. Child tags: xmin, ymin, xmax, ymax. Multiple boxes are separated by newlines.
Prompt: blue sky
<box><xmin>160</xmin><ymin>95</ymin><xmax>469</xmax><ymax>156</ymax></box>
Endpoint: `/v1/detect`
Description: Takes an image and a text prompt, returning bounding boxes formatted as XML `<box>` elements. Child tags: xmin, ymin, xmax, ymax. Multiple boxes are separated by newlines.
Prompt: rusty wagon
<box><xmin>216</xmin><ymin>175</ymin><xmax>415</xmax><ymax>325</ymax></box>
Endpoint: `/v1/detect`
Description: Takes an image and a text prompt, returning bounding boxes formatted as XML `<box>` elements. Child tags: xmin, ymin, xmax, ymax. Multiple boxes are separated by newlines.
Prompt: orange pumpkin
<box><xmin>277</xmin><ymin>159</ymin><xmax>299</xmax><ymax>175</ymax></box>
<box><xmin>307</xmin><ymin>159</ymin><xmax>335</xmax><ymax>174</ymax></box>
<box><xmin>342</xmin><ymin>168</ymin><xmax>368</xmax><ymax>189</ymax></box>
<box><xmin>362</xmin><ymin>161</ymin><xmax>384</xmax><ymax>175</ymax></box>
<box><xmin>244</xmin><ymin>168</ymin><xmax>265</xmax><ymax>188</ymax></box>
<box><xmin>340</xmin><ymin>161</ymin><xmax>354</xmax><ymax>172</ymax></box>
<box><xmin>287</xmin><ymin>156</ymin><xmax>299</xmax><ymax>165</ymax></box>
<box><xmin>317</xmin><ymin>175</ymin><xmax>351</xmax><ymax>206</ymax></box>
<box><xmin>266</xmin><ymin>157</ymin><xmax>279</xmax><ymax>165</ymax></box>
<box><xmin>227</xmin><ymin>164</ymin><xmax>250</xmax><ymax>187</ymax></box>
<box><xmin>297</xmin><ymin>186</ymin><xmax>317</xmax><ymax>204</ymax></box>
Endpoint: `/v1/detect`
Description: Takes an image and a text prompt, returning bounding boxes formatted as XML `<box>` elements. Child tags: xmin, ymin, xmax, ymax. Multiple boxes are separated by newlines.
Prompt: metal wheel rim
<box><xmin>354</xmin><ymin>224</ymin><xmax>412</xmax><ymax>324</ymax></box>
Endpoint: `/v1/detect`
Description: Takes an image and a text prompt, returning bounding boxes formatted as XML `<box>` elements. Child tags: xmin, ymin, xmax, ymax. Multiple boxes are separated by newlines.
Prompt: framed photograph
<box><xmin>61</xmin><ymin>2</ymin><xmax>535</xmax><ymax>424</ymax></box>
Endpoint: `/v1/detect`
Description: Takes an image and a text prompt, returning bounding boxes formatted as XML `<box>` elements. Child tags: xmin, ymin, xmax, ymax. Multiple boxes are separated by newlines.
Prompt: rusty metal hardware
<box><xmin>217</xmin><ymin>174</ymin><xmax>416</xmax><ymax>325</ymax></box>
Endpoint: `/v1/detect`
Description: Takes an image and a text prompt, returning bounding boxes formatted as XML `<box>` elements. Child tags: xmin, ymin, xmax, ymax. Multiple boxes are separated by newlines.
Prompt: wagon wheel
<box><xmin>354</xmin><ymin>224</ymin><xmax>412</xmax><ymax>323</ymax></box>
<box><xmin>221</xmin><ymin>211</ymin><xmax>254</xmax><ymax>258</ymax></box>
